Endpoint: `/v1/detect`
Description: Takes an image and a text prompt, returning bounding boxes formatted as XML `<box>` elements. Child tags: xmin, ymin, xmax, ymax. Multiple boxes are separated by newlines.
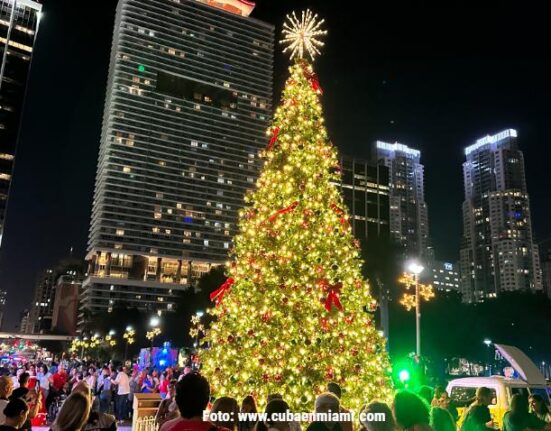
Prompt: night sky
<box><xmin>1</xmin><ymin>1</ymin><xmax>550</xmax><ymax>329</ymax></box>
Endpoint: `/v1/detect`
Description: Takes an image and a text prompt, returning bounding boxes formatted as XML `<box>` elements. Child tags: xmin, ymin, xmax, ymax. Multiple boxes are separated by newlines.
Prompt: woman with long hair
<box><xmin>392</xmin><ymin>391</ymin><xmax>432</xmax><ymax>431</ymax></box>
<box><xmin>239</xmin><ymin>396</ymin><xmax>258</xmax><ymax>431</ymax></box>
<box><xmin>51</xmin><ymin>391</ymin><xmax>91</xmax><ymax>431</ymax></box>
<box><xmin>503</xmin><ymin>394</ymin><xmax>551</xmax><ymax>431</ymax></box>
<box><xmin>211</xmin><ymin>397</ymin><xmax>240</xmax><ymax>431</ymax></box>
<box><xmin>254</xmin><ymin>399</ymin><xmax>291</xmax><ymax>431</ymax></box>
<box><xmin>530</xmin><ymin>395</ymin><xmax>551</xmax><ymax>423</ymax></box>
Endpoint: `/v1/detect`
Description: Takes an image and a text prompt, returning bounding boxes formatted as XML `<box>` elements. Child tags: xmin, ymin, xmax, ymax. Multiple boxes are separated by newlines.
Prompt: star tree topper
<box><xmin>280</xmin><ymin>9</ymin><xmax>327</xmax><ymax>61</ymax></box>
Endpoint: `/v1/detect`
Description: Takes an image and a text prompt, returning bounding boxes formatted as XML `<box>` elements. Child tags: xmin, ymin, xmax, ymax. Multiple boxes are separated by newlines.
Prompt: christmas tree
<box><xmin>198</xmin><ymin>10</ymin><xmax>392</xmax><ymax>411</ymax></box>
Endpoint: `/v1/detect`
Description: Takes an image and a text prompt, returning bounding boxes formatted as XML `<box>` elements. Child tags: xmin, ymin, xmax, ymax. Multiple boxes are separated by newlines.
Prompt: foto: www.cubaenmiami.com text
<box><xmin>204</xmin><ymin>410</ymin><xmax>387</xmax><ymax>423</ymax></box>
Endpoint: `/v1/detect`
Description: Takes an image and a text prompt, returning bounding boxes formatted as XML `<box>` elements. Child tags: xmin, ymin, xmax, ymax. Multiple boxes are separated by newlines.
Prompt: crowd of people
<box><xmin>0</xmin><ymin>360</ymin><xmax>549</xmax><ymax>431</ymax></box>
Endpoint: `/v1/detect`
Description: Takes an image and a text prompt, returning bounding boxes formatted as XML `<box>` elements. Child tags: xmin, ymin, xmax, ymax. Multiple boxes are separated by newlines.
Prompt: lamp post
<box><xmin>484</xmin><ymin>338</ymin><xmax>492</xmax><ymax>376</ymax></box>
<box><xmin>146</xmin><ymin>317</ymin><xmax>162</xmax><ymax>348</ymax></box>
<box><xmin>194</xmin><ymin>311</ymin><xmax>204</xmax><ymax>347</ymax></box>
<box><xmin>399</xmin><ymin>261</ymin><xmax>434</xmax><ymax>358</ymax></box>
<box><xmin>123</xmin><ymin>325</ymin><xmax>135</xmax><ymax>362</ymax></box>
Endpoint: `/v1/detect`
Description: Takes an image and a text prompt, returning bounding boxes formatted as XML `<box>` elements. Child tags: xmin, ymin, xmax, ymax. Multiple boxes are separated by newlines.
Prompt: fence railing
<box><xmin>135</xmin><ymin>415</ymin><xmax>158</xmax><ymax>431</ymax></box>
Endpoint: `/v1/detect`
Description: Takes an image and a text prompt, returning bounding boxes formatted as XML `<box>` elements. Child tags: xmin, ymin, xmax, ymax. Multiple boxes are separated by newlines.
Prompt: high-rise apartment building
<box><xmin>0</xmin><ymin>0</ymin><xmax>42</xmax><ymax>246</ymax></box>
<box><xmin>373</xmin><ymin>141</ymin><xmax>430</xmax><ymax>261</ymax></box>
<box><xmin>459</xmin><ymin>129</ymin><xmax>542</xmax><ymax>302</ymax></box>
<box><xmin>80</xmin><ymin>0</ymin><xmax>273</xmax><ymax>323</ymax></box>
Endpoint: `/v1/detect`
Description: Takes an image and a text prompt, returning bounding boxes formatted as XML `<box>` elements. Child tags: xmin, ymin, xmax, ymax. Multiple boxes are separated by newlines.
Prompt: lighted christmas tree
<box><xmin>198</xmin><ymin>10</ymin><xmax>392</xmax><ymax>411</ymax></box>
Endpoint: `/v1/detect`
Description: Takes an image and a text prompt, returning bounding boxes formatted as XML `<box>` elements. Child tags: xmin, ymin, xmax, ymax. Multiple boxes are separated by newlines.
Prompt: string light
<box><xmin>198</xmin><ymin>18</ymin><xmax>392</xmax><ymax>411</ymax></box>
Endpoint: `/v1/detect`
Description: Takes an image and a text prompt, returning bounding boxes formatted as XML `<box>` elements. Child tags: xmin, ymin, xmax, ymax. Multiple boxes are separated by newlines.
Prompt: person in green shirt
<box><xmin>503</xmin><ymin>395</ymin><xmax>551</xmax><ymax>431</ymax></box>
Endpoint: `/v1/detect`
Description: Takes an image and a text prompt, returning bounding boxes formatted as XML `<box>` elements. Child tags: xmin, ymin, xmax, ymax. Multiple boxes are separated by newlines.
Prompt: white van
<box><xmin>446</xmin><ymin>344</ymin><xmax>550</xmax><ymax>427</ymax></box>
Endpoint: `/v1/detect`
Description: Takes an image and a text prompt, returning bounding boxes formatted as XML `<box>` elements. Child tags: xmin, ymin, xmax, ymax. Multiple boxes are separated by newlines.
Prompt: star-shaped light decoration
<box><xmin>280</xmin><ymin>9</ymin><xmax>327</xmax><ymax>61</ymax></box>
<box><xmin>398</xmin><ymin>272</ymin><xmax>435</xmax><ymax>311</ymax></box>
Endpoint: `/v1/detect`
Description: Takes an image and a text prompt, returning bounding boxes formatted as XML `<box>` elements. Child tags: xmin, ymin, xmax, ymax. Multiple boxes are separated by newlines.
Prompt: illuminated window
<box><xmin>116</xmin><ymin>229</ymin><xmax>125</xmax><ymax>236</ymax></box>
<box><xmin>152</xmin><ymin>227</ymin><xmax>160</xmax><ymax>233</ymax></box>
<box><xmin>123</xmin><ymin>166</ymin><xmax>131</xmax><ymax>173</ymax></box>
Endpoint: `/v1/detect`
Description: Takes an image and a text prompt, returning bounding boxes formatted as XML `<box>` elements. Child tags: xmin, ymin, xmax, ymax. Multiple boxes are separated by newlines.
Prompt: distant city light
<box><xmin>376</xmin><ymin>141</ymin><xmax>420</xmax><ymax>158</ymax></box>
<box><xmin>465</xmin><ymin>129</ymin><xmax>517</xmax><ymax>155</ymax></box>
<box><xmin>138</xmin><ymin>64</ymin><xmax>146</xmax><ymax>72</ymax></box>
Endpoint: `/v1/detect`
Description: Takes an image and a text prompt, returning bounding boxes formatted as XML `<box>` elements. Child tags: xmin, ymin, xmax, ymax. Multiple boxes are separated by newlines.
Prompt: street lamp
<box><xmin>483</xmin><ymin>339</ymin><xmax>492</xmax><ymax>376</ymax></box>
<box><xmin>193</xmin><ymin>311</ymin><xmax>205</xmax><ymax>348</ymax></box>
<box><xmin>123</xmin><ymin>325</ymin><xmax>136</xmax><ymax>362</ymax></box>
<box><xmin>399</xmin><ymin>260</ymin><xmax>434</xmax><ymax>358</ymax></box>
<box><xmin>146</xmin><ymin>317</ymin><xmax>162</xmax><ymax>348</ymax></box>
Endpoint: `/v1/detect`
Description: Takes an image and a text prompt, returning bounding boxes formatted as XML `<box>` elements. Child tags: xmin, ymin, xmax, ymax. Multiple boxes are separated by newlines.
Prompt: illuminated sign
<box><xmin>444</xmin><ymin>263</ymin><xmax>453</xmax><ymax>271</ymax></box>
<box><xmin>376</xmin><ymin>141</ymin><xmax>420</xmax><ymax>158</ymax></box>
<box><xmin>465</xmin><ymin>129</ymin><xmax>517</xmax><ymax>155</ymax></box>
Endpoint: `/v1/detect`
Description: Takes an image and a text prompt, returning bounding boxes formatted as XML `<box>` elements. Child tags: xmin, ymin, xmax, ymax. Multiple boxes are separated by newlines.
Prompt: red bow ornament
<box><xmin>319</xmin><ymin>279</ymin><xmax>344</xmax><ymax>312</ymax></box>
<box><xmin>268</xmin><ymin>201</ymin><xmax>299</xmax><ymax>224</ymax></box>
<box><xmin>266</xmin><ymin>127</ymin><xmax>280</xmax><ymax>151</ymax></box>
<box><xmin>210</xmin><ymin>277</ymin><xmax>234</xmax><ymax>306</ymax></box>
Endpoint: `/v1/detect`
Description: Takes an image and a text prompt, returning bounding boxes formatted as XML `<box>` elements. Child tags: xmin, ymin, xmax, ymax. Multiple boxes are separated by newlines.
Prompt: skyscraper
<box><xmin>28</xmin><ymin>268</ymin><xmax>55</xmax><ymax>334</ymax></box>
<box><xmin>459</xmin><ymin>129</ymin><xmax>542</xmax><ymax>302</ymax></box>
<box><xmin>80</xmin><ymin>0</ymin><xmax>273</xmax><ymax>323</ymax></box>
<box><xmin>336</xmin><ymin>155</ymin><xmax>390</xmax><ymax>247</ymax></box>
<box><xmin>373</xmin><ymin>141</ymin><xmax>430</xmax><ymax>261</ymax></box>
<box><xmin>0</xmin><ymin>0</ymin><xmax>42</xmax><ymax>246</ymax></box>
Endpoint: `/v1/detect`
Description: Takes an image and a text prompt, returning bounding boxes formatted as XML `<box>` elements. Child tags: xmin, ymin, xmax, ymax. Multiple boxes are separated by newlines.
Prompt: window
<box><xmin>450</xmin><ymin>387</ymin><xmax>496</xmax><ymax>408</ymax></box>
<box><xmin>156</xmin><ymin>71</ymin><xmax>238</xmax><ymax>110</ymax></box>
<box><xmin>123</xmin><ymin>166</ymin><xmax>131</xmax><ymax>173</ymax></box>
<box><xmin>116</xmin><ymin>229</ymin><xmax>125</xmax><ymax>236</ymax></box>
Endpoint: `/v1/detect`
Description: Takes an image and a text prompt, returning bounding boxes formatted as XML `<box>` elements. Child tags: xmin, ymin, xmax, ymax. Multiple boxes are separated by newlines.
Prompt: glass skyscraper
<box><xmin>80</xmin><ymin>0</ymin><xmax>273</xmax><ymax>323</ymax></box>
<box><xmin>0</xmin><ymin>0</ymin><xmax>42</xmax><ymax>246</ymax></box>
<box><xmin>459</xmin><ymin>129</ymin><xmax>542</xmax><ymax>302</ymax></box>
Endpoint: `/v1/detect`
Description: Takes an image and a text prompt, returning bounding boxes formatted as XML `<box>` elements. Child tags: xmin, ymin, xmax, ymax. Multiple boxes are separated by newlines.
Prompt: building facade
<box><xmin>81</xmin><ymin>0</ymin><xmax>273</xmax><ymax>324</ymax></box>
<box><xmin>337</xmin><ymin>155</ymin><xmax>390</xmax><ymax>247</ymax></box>
<box><xmin>28</xmin><ymin>268</ymin><xmax>55</xmax><ymax>334</ymax></box>
<box><xmin>0</xmin><ymin>0</ymin><xmax>42</xmax><ymax>246</ymax></box>
<box><xmin>539</xmin><ymin>238</ymin><xmax>551</xmax><ymax>300</ymax></box>
<box><xmin>428</xmin><ymin>261</ymin><xmax>460</xmax><ymax>292</ymax></box>
<box><xmin>52</xmin><ymin>273</ymin><xmax>82</xmax><ymax>336</ymax></box>
<box><xmin>373</xmin><ymin>141</ymin><xmax>430</xmax><ymax>262</ymax></box>
<box><xmin>459</xmin><ymin>129</ymin><xmax>542</xmax><ymax>302</ymax></box>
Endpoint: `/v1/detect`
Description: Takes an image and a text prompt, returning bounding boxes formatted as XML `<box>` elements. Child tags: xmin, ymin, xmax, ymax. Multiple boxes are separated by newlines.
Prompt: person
<box><xmin>326</xmin><ymin>383</ymin><xmax>352</xmax><ymax>431</ymax></box>
<box><xmin>360</xmin><ymin>401</ymin><xmax>395</xmax><ymax>431</ymax></box>
<box><xmin>0</xmin><ymin>376</ymin><xmax>14</xmax><ymax>425</ymax></box>
<box><xmin>211</xmin><ymin>397</ymin><xmax>239</xmax><ymax>431</ymax></box>
<box><xmin>239</xmin><ymin>396</ymin><xmax>257</xmax><ymax>431</ymax></box>
<box><xmin>97</xmin><ymin>367</ymin><xmax>113</xmax><ymax>414</ymax></box>
<box><xmin>159</xmin><ymin>373</ymin><xmax>230</xmax><ymax>431</ymax></box>
<box><xmin>0</xmin><ymin>398</ymin><xmax>29</xmax><ymax>431</ymax></box>
<box><xmin>156</xmin><ymin>380</ymin><xmax>179</xmax><ymax>428</ymax></box>
<box><xmin>417</xmin><ymin>387</ymin><xmax>434</xmax><ymax>407</ymax></box>
<box><xmin>392</xmin><ymin>390</ymin><xmax>432</xmax><ymax>431</ymax></box>
<box><xmin>140</xmin><ymin>372</ymin><xmax>155</xmax><ymax>394</ymax></box>
<box><xmin>530</xmin><ymin>395</ymin><xmax>551</xmax><ymax>423</ymax></box>
<box><xmin>255</xmin><ymin>399</ymin><xmax>292</xmax><ymax>431</ymax></box>
<box><xmin>36</xmin><ymin>365</ymin><xmax>51</xmax><ymax>406</ymax></box>
<box><xmin>460</xmin><ymin>387</ymin><xmax>494</xmax><ymax>431</ymax></box>
<box><xmin>51</xmin><ymin>392</ymin><xmax>91</xmax><ymax>431</ymax></box>
<box><xmin>72</xmin><ymin>381</ymin><xmax>117</xmax><ymax>431</ymax></box>
<box><xmin>111</xmin><ymin>367</ymin><xmax>130</xmax><ymax>424</ymax></box>
<box><xmin>431</xmin><ymin>387</ymin><xmax>458</xmax><ymax>423</ymax></box>
<box><xmin>503</xmin><ymin>394</ymin><xmax>551</xmax><ymax>431</ymax></box>
<box><xmin>51</xmin><ymin>366</ymin><xmax>67</xmax><ymax>398</ymax></box>
<box><xmin>9</xmin><ymin>372</ymin><xmax>41</xmax><ymax>431</ymax></box>
<box><xmin>159</xmin><ymin>373</ymin><xmax>170</xmax><ymax>399</ymax></box>
<box><xmin>430</xmin><ymin>408</ymin><xmax>456</xmax><ymax>431</ymax></box>
<box><xmin>306</xmin><ymin>393</ymin><xmax>342</xmax><ymax>431</ymax></box>
<box><xmin>86</xmin><ymin>368</ymin><xmax>97</xmax><ymax>393</ymax></box>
